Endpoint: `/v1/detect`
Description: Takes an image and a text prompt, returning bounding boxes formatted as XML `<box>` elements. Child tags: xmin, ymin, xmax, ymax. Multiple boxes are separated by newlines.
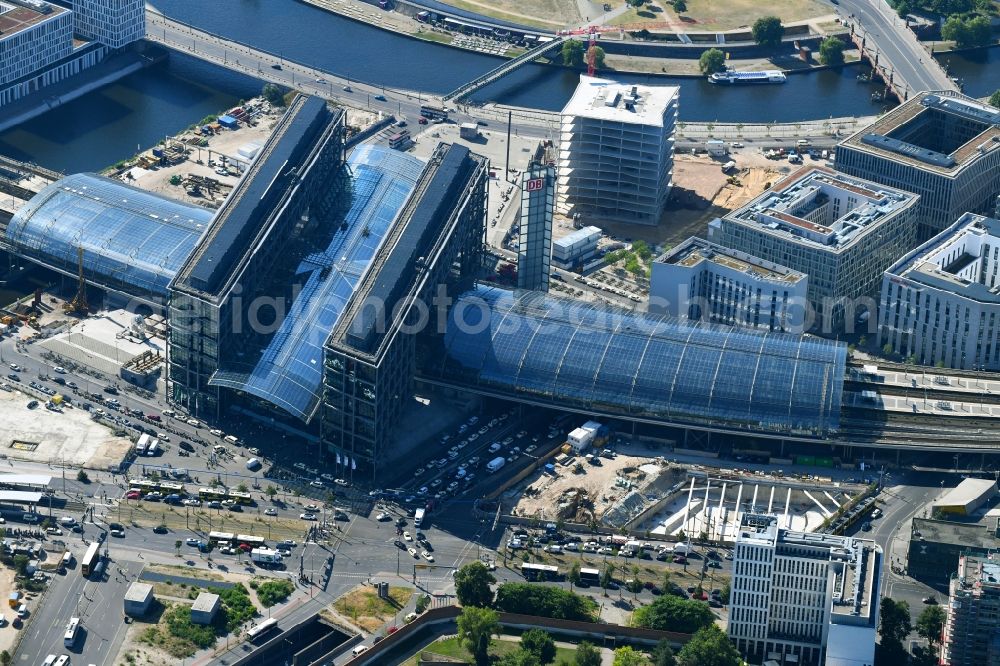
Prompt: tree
<box><xmin>719</xmin><ymin>579</ymin><xmax>730</xmax><ymax>605</ymax></box>
<box><xmin>500</xmin><ymin>650</ymin><xmax>541</xmax><ymax>666</ymax></box>
<box><xmin>895</xmin><ymin>0</ymin><xmax>911</xmax><ymax>16</ymax></box>
<box><xmin>455</xmin><ymin>562</ymin><xmax>495</xmax><ymax>608</ymax></box>
<box><xmin>698</xmin><ymin>48</ymin><xmax>726</xmax><ymax>75</ymax></box>
<box><xmin>651</xmin><ymin>640</ymin><xmax>677</xmax><ymax>666</ymax></box>
<box><xmin>751</xmin><ymin>16</ymin><xmax>784</xmax><ymax>49</ymax></box>
<box><xmin>522</xmin><ymin>628</ymin><xmax>557</xmax><ymax>664</ymax></box>
<box><xmin>661</xmin><ymin>570</ymin><xmax>672</xmax><ymax>595</ymax></box>
<box><xmin>601</xmin><ymin>565</ymin><xmax>614</xmax><ymax>593</ymax></box>
<box><xmin>941</xmin><ymin>16</ymin><xmax>991</xmax><ymax>48</ymax></box>
<box><xmin>0</xmin><ymin>650</ymin><xmax>9</xmax><ymax>666</ymax></box>
<box><xmin>916</xmin><ymin>604</ymin><xmax>946</xmax><ymax>646</ymax></box>
<box><xmin>819</xmin><ymin>37</ymin><xmax>846</xmax><ymax>66</ymax></box>
<box><xmin>632</xmin><ymin>595</ymin><xmax>715</xmax><ymax>633</ymax></box>
<box><xmin>677</xmin><ymin>625</ymin><xmax>741</xmax><ymax>666</ymax></box>
<box><xmin>495</xmin><ymin>583</ymin><xmax>596</xmax><ymax>621</ymax></box>
<box><xmin>879</xmin><ymin>598</ymin><xmax>912</xmax><ymax>647</ymax></box>
<box><xmin>262</xmin><ymin>83</ymin><xmax>285</xmax><ymax>107</ymax></box>
<box><xmin>76</xmin><ymin>470</ymin><xmax>90</xmax><ymax>483</ymax></box>
<box><xmin>966</xmin><ymin>16</ymin><xmax>993</xmax><ymax>48</ymax></box>
<box><xmin>587</xmin><ymin>45</ymin><xmax>606</xmax><ymax>70</ymax></box>
<box><xmin>613</xmin><ymin>647</ymin><xmax>648</xmax><ymax>666</ymax></box>
<box><xmin>990</xmin><ymin>90</ymin><xmax>1000</xmax><ymax>109</ymax></box>
<box><xmin>457</xmin><ymin>606</ymin><xmax>500</xmax><ymax>666</ymax></box>
<box><xmin>236</xmin><ymin>482</ymin><xmax>249</xmax><ymax>493</ymax></box>
<box><xmin>12</xmin><ymin>555</ymin><xmax>28</xmax><ymax>577</ymax></box>
<box><xmin>673</xmin><ymin>0</ymin><xmax>687</xmax><ymax>12</ymax></box>
<box><xmin>562</xmin><ymin>39</ymin><xmax>585</xmax><ymax>67</ymax></box>
<box><xmin>626</xmin><ymin>0</ymin><xmax>644</xmax><ymax>6</ymax></box>
<box><xmin>568</xmin><ymin>561</ymin><xmax>581</xmax><ymax>590</ymax></box>
<box><xmin>175</xmin><ymin>539</ymin><xmax>182</xmax><ymax>556</ymax></box>
<box><xmin>265</xmin><ymin>485</ymin><xmax>278</xmax><ymax>499</ymax></box>
<box><xmin>575</xmin><ymin>642</ymin><xmax>602</xmax><ymax>666</ymax></box>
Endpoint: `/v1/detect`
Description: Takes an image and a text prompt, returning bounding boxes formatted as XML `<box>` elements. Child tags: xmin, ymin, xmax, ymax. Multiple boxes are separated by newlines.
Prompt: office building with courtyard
<box><xmin>878</xmin><ymin>213</ymin><xmax>1000</xmax><ymax>370</ymax></box>
<box><xmin>708</xmin><ymin>166</ymin><xmax>919</xmax><ymax>331</ymax></box>
<box><xmin>835</xmin><ymin>92</ymin><xmax>1000</xmax><ymax>241</ymax></box>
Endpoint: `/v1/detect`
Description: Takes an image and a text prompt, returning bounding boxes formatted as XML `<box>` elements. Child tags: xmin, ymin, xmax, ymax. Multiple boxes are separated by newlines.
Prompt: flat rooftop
<box><xmin>561</xmin><ymin>75</ymin><xmax>678</xmax><ymax>127</ymax></box>
<box><xmin>911</xmin><ymin>516</ymin><xmax>999</xmax><ymax>549</ymax></box>
<box><xmin>726</xmin><ymin>166</ymin><xmax>917</xmax><ymax>252</ymax></box>
<box><xmin>841</xmin><ymin>92</ymin><xmax>1000</xmax><ymax>175</ymax></box>
<box><xmin>658</xmin><ymin>237</ymin><xmax>805</xmax><ymax>285</ymax></box>
<box><xmin>888</xmin><ymin>213</ymin><xmax>1000</xmax><ymax>304</ymax></box>
<box><xmin>958</xmin><ymin>554</ymin><xmax>1000</xmax><ymax>590</ymax></box>
<box><xmin>174</xmin><ymin>95</ymin><xmax>333</xmax><ymax>298</ymax></box>
<box><xmin>0</xmin><ymin>1</ymin><xmax>65</xmax><ymax>43</ymax></box>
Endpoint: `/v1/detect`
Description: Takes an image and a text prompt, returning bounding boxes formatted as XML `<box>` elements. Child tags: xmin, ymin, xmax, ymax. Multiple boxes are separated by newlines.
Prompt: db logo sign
<box><xmin>525</xmin><ymin>178</ymin><xmax>545</xmax><ymax>192</ymax></box>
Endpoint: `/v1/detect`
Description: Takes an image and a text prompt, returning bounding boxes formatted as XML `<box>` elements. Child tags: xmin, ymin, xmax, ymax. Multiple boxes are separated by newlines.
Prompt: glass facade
<box><xmin>6</xmin><ymin>173</ymin><xmax>212</xmax><ymax>300</ymax></box>
<box><xmin>210</xmin><ymin>146</ymin><xmax>425</xmax><ymax>420</ymax></box>
<box><xmin>430</xmin><ymin>285</ymin><xmax>846</xmax><ymax>435</ymax></box>
<box><xmin>516</xmin><ymin>164</ymin><xmax>553</xmax><ymax>292</ymax></box>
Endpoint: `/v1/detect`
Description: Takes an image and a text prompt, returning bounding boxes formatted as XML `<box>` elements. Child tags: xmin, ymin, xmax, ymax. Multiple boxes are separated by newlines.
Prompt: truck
<box><xmin>135</xmin><ymin>433</ymin><xmax>150</xmax><ymax>456</ymax></box>
<box><xmin>487</xmin><ymin>456</ymin><xmax>506</xmax><ymax>473</ymax></box>
<box><xmin>414</xmin><ymin>507</ymin><xmax>426</xmax><ymax>528</ymax></box>
<box><xmin>250</xmin><ymin>548</ymin><xmax>283</xmax><ymax>567</ymax></box>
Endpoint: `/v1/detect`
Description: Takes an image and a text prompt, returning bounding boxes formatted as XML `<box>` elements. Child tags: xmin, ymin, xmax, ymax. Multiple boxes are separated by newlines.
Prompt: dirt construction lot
<box><xmin>0</xmin><ymin>386</ymin><xmax>132</xmax><ymax>469</ymax></box>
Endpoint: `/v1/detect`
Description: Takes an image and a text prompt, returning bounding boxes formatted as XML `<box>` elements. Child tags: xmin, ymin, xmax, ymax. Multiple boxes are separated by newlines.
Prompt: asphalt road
<box><xmin>838</xmin><ymin>0</ymin><xmax>954</xmax><ymax>97</ymax></box>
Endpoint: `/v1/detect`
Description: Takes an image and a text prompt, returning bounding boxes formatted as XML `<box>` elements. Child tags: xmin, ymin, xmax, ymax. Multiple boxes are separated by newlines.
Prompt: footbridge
<box><xmin>443</xmin><ymin>35</ymin><xmax>570</xmax><ymax>102</ymax></box>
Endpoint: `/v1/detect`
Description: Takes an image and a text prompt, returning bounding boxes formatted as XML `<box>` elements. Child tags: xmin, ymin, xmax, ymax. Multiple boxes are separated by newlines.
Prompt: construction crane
<box><xmin>63</xmin><ymin>246</ymin><xmax>88</xmax><ymax>316</ymax></box>
<box><xmin>586</xmin><ymin>28</ymin><xmax>598</xmax><ymax>76</ymax></box>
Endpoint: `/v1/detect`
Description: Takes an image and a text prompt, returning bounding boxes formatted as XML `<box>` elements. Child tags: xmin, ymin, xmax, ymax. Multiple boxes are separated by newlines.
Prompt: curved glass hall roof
<box><xmin>210</xmin><ymin>145</ymin><xmax>426</xmax><ymax>421</ymax></box>
<box><xmin>6</xmin><ymin>173</ymin><xmax>213</xmax><ymax>300</ymax></box>
<box><xmin>428</xmin><ymin>285</ymin><xmax>846</xmax><ymax>435</ymax></box>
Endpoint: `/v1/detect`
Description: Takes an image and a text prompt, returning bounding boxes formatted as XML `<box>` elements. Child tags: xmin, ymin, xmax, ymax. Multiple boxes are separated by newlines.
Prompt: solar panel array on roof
<box><xmin>345</xmin><ymin>144</ymin><xmax>474</xmax><ymax>353</ymax></box>
<box><xmin>208</xmin><ymin>146</ymin><xmax>425</xmax><ymax>420</ymax></box>
<box><xmin>6</xmin><ymin>173</ymin><xmax>212</xmax><ymax>299</ymax></box>
<box><xmin>431</xmin><ymin>285</ymin><xmax>846</xmax><ymax>434</ymax></box>
<box><xmin>181</xmin><ymin>96</ymin><xmax>331</xmax><ymax>295</ymax></box>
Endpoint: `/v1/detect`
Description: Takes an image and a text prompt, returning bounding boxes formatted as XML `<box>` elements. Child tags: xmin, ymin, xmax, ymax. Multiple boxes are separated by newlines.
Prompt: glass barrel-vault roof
<box><xmin>431</xmin><ymin>285</ymin><xmax>846</xmax><ymax>435</ymax></box>
<box><xmin>209</xmin><ymin>145</ymin><xmax>425</xmax><ymax>421</ymax></box>
<box><xmin>5</xmin><ymin>173</ymin><xmax>212</xmax><ymax>300</ymax></box>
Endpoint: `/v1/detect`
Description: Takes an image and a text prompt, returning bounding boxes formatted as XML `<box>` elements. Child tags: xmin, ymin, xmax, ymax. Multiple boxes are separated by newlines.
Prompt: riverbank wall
<box><xmin>0</xmin><ymin>46</ymin><xmax>168</xmax><ymax>136</ymax></box>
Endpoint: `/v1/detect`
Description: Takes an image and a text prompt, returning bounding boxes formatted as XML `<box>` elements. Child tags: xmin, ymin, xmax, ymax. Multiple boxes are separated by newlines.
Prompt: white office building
<box><xmin>878</xmin><ymin>213</ymin><xmax>1000</xmax><ymax>370</ymax></box>
<box><xmin>708</xmin><ymin>166</ymin><xmax>919</xmax><ymax>331</ymax></box>
<box><xmin>551</xmin><ymin>225</ymin><xmax>601</xmax><ymax>270</ymax></box>
<box><xmin>72</xmin><ymin>0</ymin><xmax>145</xmax><ymax>49</ymax></box>
<box><xmin>557</xmin><ymin>75</ymin><xmax>678</xmax><ymax>225</ymax></box>
<box><xmin>729</xmin><ymin>514</ymin><xmax>881</xmax><ymax>666</ymax></box>
<box><xmin>650</xmin><ymin>236</ymin><xmax>809</xmax><ymax>333</ymax></box>
<box><xmin>0</xmin><ymin>0</ymin><xmax>145</xmax><ymax>108</ymax></box>
<box><xmin>0</xmin><ymin>1</ymin><xmax>74</xmax><ymax>88</ymax></box>
<box><xmin>836</xmin><ymin>92</ymin><xmax>1000</xmax><ymax>241</ymax></box>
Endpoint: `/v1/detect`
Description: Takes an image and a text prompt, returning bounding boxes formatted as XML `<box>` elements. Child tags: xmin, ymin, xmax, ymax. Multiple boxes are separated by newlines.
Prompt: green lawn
<box><xmin>675</xmin><ymin>0</ymin><xmax>831</xmax><ymax>31</ymax></box>
<box><xmin>404</xmin><ymin>636</ymin><xmax>579</xmax><ymax>665</ymax></box>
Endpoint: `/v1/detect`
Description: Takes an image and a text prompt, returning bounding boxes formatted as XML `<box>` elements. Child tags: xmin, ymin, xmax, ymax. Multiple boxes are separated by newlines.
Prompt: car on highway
<box><xmin>374</xmin><ymin>94</ymin><xmax>386</xmax><ymax>101</ymax></box>
<box><xmin>304</xmin><ymin>504</ymin><xmax>320</xmax><ymax>512</ymax></box>
<box><xmin>182</xmin><ymin>498</ymin><xmax>201</xmax><ymax>507</ymax></box>
<box><xmin>54</xmin><ymin>366</ymin><xmax>66</xmax><ymax>374</ymax></box>
<box><xmin>418</xmin><ymin>117</ymin><xmax>428</xmax><ymax>125</ymax></box>
<box><xmin>271</xmin><ymin>64</ymin><xmax>282</xmax><ymax>70</ymax></box>
<box><xmin>309</xmin><ymin>480</ymin><xmax>324</xmax><ymax>488</ymax></box>
<box><xmin>45</xmin><ymin>527</ymin><xmax>62</xmax><ymax>535</ymax></box>
<box><xmin>421</xmin><ymin>551</ymin><xmax>434</xmax><ymax>562</ymax></box>
<box><xmin>264</xmin><ymin>508</ymin><xmax>278</xmax><ymax>516</ymax></box>
<box><xmin>207</xmin><ymin>501</ymin><xmax>222</xmax><ymax>509</ymax></box>
<box><xmin>110</xmin><ymin>523</ymin><xmax>125</xmax><ymax>537</ymax></box>
<box><xmin>153</xmin><ymin>525</ymin><xmax>168</xmax><ymax>534</ymax></box>
<box><xmin>179</xmin><ymin>441</ymin><xmax>195</xmax><ymax>452</ymax></box>
<box><xmin>186</xmin><ymin>538</ymin><xmax>201</xmax><ymax>546</ymax></box>
<box><xmin>7</xmin><ymin>364</ymin><xmax>19</xmax><ymax>372</ymax></box>
<box><xmin>279</xmin><ymin>539</ymin><xmax>297</xmax><ymax>548</ymax></box>
<box><xmin>300</xmin><ymin>513</ymin><xmax>317</xmax><ymax>521</ymax></box>
<box><xmin>6</xmin><ymin>374</ymin><xmax>18</xmax><ymax>382</ymax></box>
<box><xmin>342</xmin><ymin>85</ymin><xmax>352</xmax><ymax>92</ymax></box>
<box><xmin>315</xmin><ymin>78</ymin><xmax>326</xmax><ymax>84</ymax></box>
<box><xmin>334</xmin><ymin>478</ymin><xmax>348</xmax><ymax>486</ymax></box>
<box><xmin>26</xmin><ymin>400</ymin><xmax>38</xmax><ymax>409</ymax></box>
<box><xmin>209</xmin><ymin>429</ymin><xmax>223</xmax><ymax>437</ymax></box>
<box><xmin>126</xmin><ymin>490</ymin><xmax>141</xmax><ymax>500</ymax></box>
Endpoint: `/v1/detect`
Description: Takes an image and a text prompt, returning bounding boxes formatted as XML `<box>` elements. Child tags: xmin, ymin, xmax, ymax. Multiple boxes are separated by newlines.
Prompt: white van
<box><xmin>796</xmin><ymin>139</ymin><xmax>810</xmax><ymax>147</ymax></box>
<box><xmin>62</xmin><ymin>551</ymin><xmax>72</xmax><ymax>566</ymax></box>
<box><xmin>42</xmin><ymin>656</ymin><xmax>57</xmax><ymax>666</ymax></box>
<box><xmin>673</xmin><ymin>542</ymin><xmax>693</xmax><ymax>556</ymax></box>
<box><xmin>351</xmin><ymin>644</ymin><xmax>369</xmax><ymax>656</ymax></box>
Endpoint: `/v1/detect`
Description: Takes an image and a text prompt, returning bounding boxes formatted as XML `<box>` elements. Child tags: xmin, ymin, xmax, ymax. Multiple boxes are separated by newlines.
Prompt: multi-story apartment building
<box><xmin>835</xmin><ymin>92</ymin><xmax>1000</xmax><ymax>241</ymax></box>
<box><xmin>708</xmin><ymin>166</ymin><xmax>919</xmax><ymax>331</ymax></box>
<box><xmin>557</xmin><ymin>75</ymin><xmax>678</xmax><ymax>225</ymax></box>
<box><xmin>0</xmin><ymin>0</ymin><xmax>145</xmax><ymax>108</ymax></box>
<box><xmin>729</xmin><ymin>514</ymin><xmax>881</xmax><ymax>666</ymax></box>
<box><xmin>516</xmin><ymin>161</ymin><xmax>554</xmax><ymax>292</ymax></box>
<box><xmin>878</xmin><ymin>213</ymin><xmax>1000</xmax><ymax>370</ymax></box>
<box><xmin>942</xmin><ymin>553</ymin><xmax>1000</xmax><ymax>666</ymax></box>
<box><xmin>650</xmin><ymin>236</ymin><xmax>809</xmax><ymax>333</ymax></box>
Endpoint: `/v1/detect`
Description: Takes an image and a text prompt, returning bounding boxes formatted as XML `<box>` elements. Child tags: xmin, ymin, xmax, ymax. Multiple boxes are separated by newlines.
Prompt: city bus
<box><xmin>246</xmin><ymin>618</ymin><xmax>279</xmax><ymax>642</ymax></box>
<box><xmin>228</xmin><ymin>490</ymin><xmax>253</xmax><ymax>505</ymax></box>
<box><xmin>419</xmin><ymin>105</ymin><xmax>448</xmax><ymax>122</ymax></box>
<box><xmin>236</xmin><ymin>535</ymin><xmax>265</xmax><ymax>549</ymax></box>
<box><xmin>579</xmin><ymin>567</ymin><xmax>601</xmax><ymax>586</ymax></box>
<box><xmin>63</xmin><ymin>617</ymin><xmax>80</xmax><ymax>647</ymax></box>
<box><xmin>388</xmin><ymin>131</ymin><xmax>410</xmax><ymax>150</ymax></box>
<box><xmin>521</xmin><ymin>563</ymin><xmax>560</xmax><ymax>581</ymax></box>
<box><xmin>208</xmin><ymin>531</ymin><xmax>236</xmax><ymax>545</ymax></box>
<box><xmin>80</xmin><ymin>542</ymin><xmax>100</xmax><ymax>577</ymax></box>
<box><xmin>129</xmin><ymin>479</ymin><xmax>186</xmax><ymax>495</ymax></box>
